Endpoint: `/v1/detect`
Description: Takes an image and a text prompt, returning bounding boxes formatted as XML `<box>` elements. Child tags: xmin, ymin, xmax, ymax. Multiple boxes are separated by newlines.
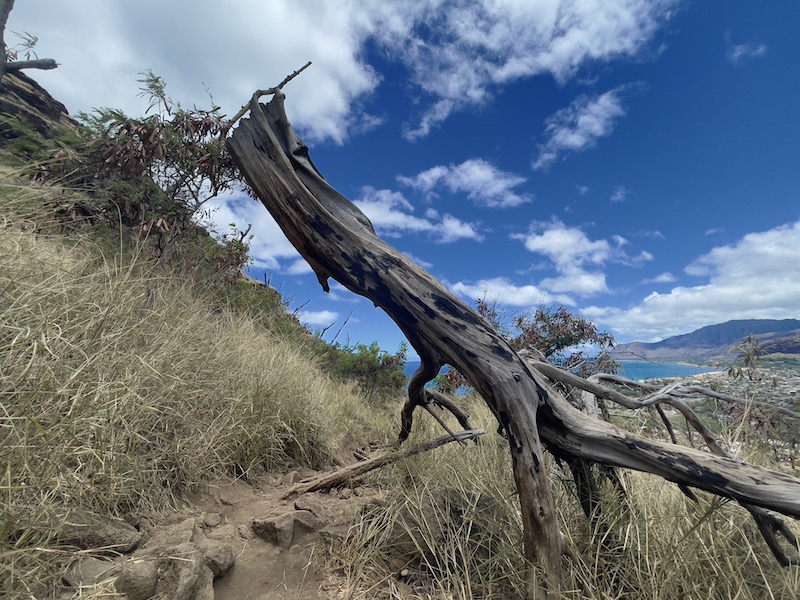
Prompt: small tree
<box><xmin>511</xmin><ymin>305</ymin><xmax>617</xmax><ymax>375</ymax></box>
<box><xmin>327</xmin><ymin>341</ymin><xmax>407</xmax><ymax>403</ymax></box>
<box><xmin>80</xmin><ymin>71</ymin><xmax>242</xmax><ymax>263</ymax></box>
<box><xmin>438</xmin><ymin>303</ymin><xmax>617</xmax><ymax>395</ymax></box>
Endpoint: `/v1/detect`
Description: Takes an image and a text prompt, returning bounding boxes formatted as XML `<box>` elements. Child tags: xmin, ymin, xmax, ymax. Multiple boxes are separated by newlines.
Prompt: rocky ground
<box><xmin>59</xmin><ymin>471</ymin><xmax>388</xmax><ymax>600</ymax></box>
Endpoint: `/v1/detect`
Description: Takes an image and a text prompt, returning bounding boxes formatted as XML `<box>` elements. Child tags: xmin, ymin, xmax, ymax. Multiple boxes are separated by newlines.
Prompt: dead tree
<box><xmin>227</xmin><ymin>88</ymin><xmax>800</xmax><ymax>597</ymax></box>
<box><xmin>0</xmin><ymin>0</ymin><xmax>58</xmax><ymax>83</ymax></box>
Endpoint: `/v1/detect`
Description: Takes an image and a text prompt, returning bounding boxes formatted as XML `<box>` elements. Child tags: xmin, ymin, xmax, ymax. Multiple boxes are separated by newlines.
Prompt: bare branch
<box><xmin>0</xmin><ymin>0</ymin><xmax>58</xmax><ymax>82</ymax></box>
<box><xmin>228</xmin><ymin>91</ymin><xmax>800</xmax><ymax>595</ymax></box>
<box><xmin>222</xmin><ymin>61</ymin><xmax>312</xmax><ymax>134</ymax></box>
<box><xmin>282</xmin><ymin>429</ymin><xmax>486</xmax><ymax>499</ymax></box>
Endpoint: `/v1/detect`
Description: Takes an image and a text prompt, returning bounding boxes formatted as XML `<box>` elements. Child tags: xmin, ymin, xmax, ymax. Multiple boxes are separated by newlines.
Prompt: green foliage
<box><xmin>439</xmin><ymin>302</ymin><xmax>618</xmax><ymax>394</ymax></box>
<box><xmin>326</xmin><ymin>341</ymin><xmax>407</xmax><ymax>403</ymax></box>
<box><xmin>0</xmin><ymin>109</ymin><xmax>84</xmax><ymax>166</ymax></box>
<box><xmin>4</xmin><ymin>30</ymin><xmax>40</xmax><ymax>62</ymax></box>
<box><xmin>511</xmin><ymin>305</ymin><xmax>617</xmax><ymax>374</ymax></box>
<box><xmin>73</xmin><ymin>70</ymin><xmax>244</xmax><ymax>262</ymax></box>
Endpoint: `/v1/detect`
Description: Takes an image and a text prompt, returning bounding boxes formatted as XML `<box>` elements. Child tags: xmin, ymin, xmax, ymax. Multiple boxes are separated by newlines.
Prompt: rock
<box><xmin>62</xmin><ymin>556</ymin><xmax>119</xmax><ymax>587</ymax></box>
<box><xmin>196</xmin><ymin>539</ymin><xmax>236</xmax><ymax>577</ymax></box>
<box><xmin>115</xmin><ymin>559</ymin><xmax>158</xmax><ymax>600</ymax></box>
<box><xmin>252</xmin><ymin>510</ymin><xmax>318</xmax><ymax>549</ymax></box>
<box><xmin>237</xmin><ymin>523</ymin><xmax>255</xmax><ymax>539</ymax></box>
<box><xmin>193</xmin><ymin>566</ymin><xmax>215</xmax><ymax>600</ymax></box>
<box><xmin>59</xmin><ymin>511</ymin><xmax>141</xmax><ymax>553</ymax></box>
<box><xmin>203</xmin><ymin>512</ymin><xmax>223</xmax><ymax>528</ymax></box>
<box><xmin>115</xmin><ymin>518</ymin><xmax>237</xmax><ymax>600</ymax></box>
<box><xmin>0</xmin><ymin>72</ymin><xmax>78</xmax><ymax>140</ymax></box>
<box><xmin>281</xmin><ymin>470</ymin><xmax>302</xmax><ymax>486</ymax></box>
<box><xmin>338</xmin><ymin>487</ymin><xmax>353</xmax><ymax>500</ymax></box>
<box><xmin>151</xmin><ymin>542</ymin><xmax>204</xmax><ymax>600</ymax></box>
<box><xmin>294</xmin><ymin>493</ymin><xmax>333</xmax><ymax>522</ymax></box>
<box><xmin>205</xmin><ymin>523</ymin><xmax>238</xmax><ymax>541</ymax></box>
<box><xmin>139</xmin><ymin>517</ymin><xmax>198</xmax><ymax>555</ymax></box>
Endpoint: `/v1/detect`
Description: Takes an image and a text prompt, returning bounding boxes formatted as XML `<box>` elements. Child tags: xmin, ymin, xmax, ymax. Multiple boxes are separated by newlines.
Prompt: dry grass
<box><xmin>0</xmin><ymin>176</ymin><xmax>377</xmax><ymax>596</ymax></box>
<box><xmin>330</xmin><ymin>397</ymin><xmax>800</xmax><ymax>600</ymax></box>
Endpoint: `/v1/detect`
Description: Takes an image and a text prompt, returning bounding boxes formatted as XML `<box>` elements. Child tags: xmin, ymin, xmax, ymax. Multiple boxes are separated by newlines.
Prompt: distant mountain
<box><xmin>610</xmin><ymin>319</ymin><xmax>800</xmax><ymax>362</ymax></box>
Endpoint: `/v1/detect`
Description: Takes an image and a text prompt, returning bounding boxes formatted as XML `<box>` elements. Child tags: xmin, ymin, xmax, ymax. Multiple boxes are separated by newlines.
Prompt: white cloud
<box><xmin>634</xmin><ymin>229</ymin><xmax>665</xmax><ymax>240</ymax></box>
<box><xmin>398</xmin><ymin>159</ymin><xmax>531</xmax><ymax>208</ymax></box>
<box><xmin>353</xmin><ymin>187</ymin><xmax>482</xmax><ymax>242</ymax></box>
<box><xmin>583</xmin><ymin>220</ymin><xmax>800</xmax><ymax>340</ymax></box>
<box><xmin>642</xmin><ymin>272</ymin><xmax>676</xmax><ymax>284</ymax></box>
<box><xmin>511</xmin><ymin>219</ymin><xmax>652</xmax><ymax>296</ymax></box>
<box><xmin>610</xmin><ymin>185</ymin><xmax>629</xmax><ymax>203</ymax></box>
<box><xmin>298</xmin><ymin>310</ymin><xmax>340</xmax><ymax>327</ymax></box>
<box><xmin>577</xmin><ymin>185</ymin><xmax>591</xmax><ymax>196</ymax></box>
<box><xmin>9</xmin><ymin>0</ymin><xmax>384</xmax><ymax>144</ymax></box>
<box><xmin>439</xmin><ymin>214</ymin><xmax>483</xmax><ymax>243</ymax></box>
<box><xmin>533</xmin><ymin>88</ymin><xmax>629</xmax><ymax>170</ymax></box>
<box><xmin>450</xmin><ymin>277</ymin><xmax>574</xmax><ymax>307</ymax></box>
<box><xmin>10</xmin><ymin>0</ymin><xmax>677</xmax><ymax>142</ymax></box>
<box><xmin>285</xmin><ymin>259</ymin><xmax>314</xmax><ymax>275</ymax></box>
<box><xmin>726</xmin><ymin>33</ymin><xmax>767</xmax><ymax>65</ymax></box>
<box><xmin>391</xmin><ymin>0</ymin><xmax>676</xmax><ymax>138</ymax></box>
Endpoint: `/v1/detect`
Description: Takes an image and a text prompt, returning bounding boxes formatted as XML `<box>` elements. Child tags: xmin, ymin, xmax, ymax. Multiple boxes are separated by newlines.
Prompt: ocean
<box><xmin>403</xmin><ymin>360</ymin><xmax>717</xmax><ymax>381</ymax></box>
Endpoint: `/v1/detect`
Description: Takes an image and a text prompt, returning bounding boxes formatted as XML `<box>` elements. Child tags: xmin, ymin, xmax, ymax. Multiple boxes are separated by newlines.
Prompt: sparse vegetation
<box><xmin>331</xmin><ymin>397</ymin><xmax>800</xmax><ymax>599</ymax></box>
<box><xmin>0</xmin><ymin>176</ymin><xmax>388</xmax><ymax>596</ymax></box>
<box><xmin>325</xmin><ymin>340</ymin><xmax>407</xmax><ymax>404</ymax></box>
<box><xmin>438</xmin><ymin>300</ymin><xmax>618</xmax><ymax>395</ymax></box>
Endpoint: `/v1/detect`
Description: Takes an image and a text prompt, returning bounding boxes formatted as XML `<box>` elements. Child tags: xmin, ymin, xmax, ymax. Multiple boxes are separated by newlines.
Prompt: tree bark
<box><xmin>282</xmin><ymin>429</ymin><xmax>485</xmax><ymax>500</ymax></box>
<box><xmin>228</xmin><ymin>92</ymin><xmax>563</xmax><ymax>595</ymax></box>
<box><xmin>227</xmin><ymin>91</ymin><xmax>800</xmax><ymax>594</ymax></box>
<box><xmin>0</xmin><ymin>0</ymin><xmax>58</xmax><ymax>84</ymax></box>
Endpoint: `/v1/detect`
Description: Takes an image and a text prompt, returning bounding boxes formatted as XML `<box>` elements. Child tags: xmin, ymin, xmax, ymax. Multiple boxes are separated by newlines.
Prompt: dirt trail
<box><xmin>186</xmin><ymin>475</ymin><xmax>381</xmax><ymax>600</ymax></box>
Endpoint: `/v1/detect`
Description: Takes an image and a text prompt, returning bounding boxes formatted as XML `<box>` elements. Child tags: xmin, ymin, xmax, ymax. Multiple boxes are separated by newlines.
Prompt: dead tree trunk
<box><xmin>227</xmin><ymin>90</ymin><xmax>800</xmax><ymax>596</ymax></box>
<box><xmin>0</xmin><ymin>0</ymin><xmax>58</xmax><ymax>84</ymax></box>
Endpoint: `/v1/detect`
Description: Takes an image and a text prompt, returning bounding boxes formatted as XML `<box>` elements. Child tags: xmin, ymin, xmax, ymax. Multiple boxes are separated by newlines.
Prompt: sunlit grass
<box><xmin>0</xmin><ymin>175</ymin><xmax>379</xmax><ymax>595</ymax></box>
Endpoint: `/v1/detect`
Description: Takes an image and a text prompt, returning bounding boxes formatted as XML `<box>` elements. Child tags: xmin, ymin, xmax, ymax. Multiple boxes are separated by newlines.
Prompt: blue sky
<box><xmin>11</xmin><ymin>1</ymin><xmax>800</xmax><ymax>358</ymax></box>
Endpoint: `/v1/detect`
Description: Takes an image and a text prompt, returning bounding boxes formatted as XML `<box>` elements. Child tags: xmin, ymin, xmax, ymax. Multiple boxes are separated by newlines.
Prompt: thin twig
<box><xmin>222</xmin><ymin>61</ymin><xmax>312</xmax><ymax>134</ymax></box>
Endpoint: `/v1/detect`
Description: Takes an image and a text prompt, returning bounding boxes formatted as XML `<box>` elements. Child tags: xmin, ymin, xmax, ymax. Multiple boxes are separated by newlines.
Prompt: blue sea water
<box><xmin>615</xmin><ymin>361</ymin><xmax>718</xmax><ymax>380</ymax></box>
<box><xmin>403</xmin><ymin>360</ymin><xmax>717</xmax><ymax>381</ymax></box>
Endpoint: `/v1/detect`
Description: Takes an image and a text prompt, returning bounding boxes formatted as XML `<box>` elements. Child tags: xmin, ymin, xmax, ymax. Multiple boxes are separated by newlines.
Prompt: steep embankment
<box><xmin>0</xmin><ymin>70</ymin><xmax>80</xmax><ymax>160</ymax></box>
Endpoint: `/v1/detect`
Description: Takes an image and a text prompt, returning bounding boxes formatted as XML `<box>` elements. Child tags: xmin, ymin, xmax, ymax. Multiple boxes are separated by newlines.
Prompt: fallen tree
<box><xmin>0</xmin><ymin>0</ymin><xmax>58</xmax><ymax>84</ymax></box>
<box><xmin>226</xmin><ymin>85</ymin><xmax>800</xmax><ymax>597</ymax></box>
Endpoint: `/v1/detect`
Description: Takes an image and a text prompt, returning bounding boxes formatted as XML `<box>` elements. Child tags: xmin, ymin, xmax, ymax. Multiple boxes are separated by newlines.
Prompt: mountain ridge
<box><xmin>610</xmin><ymin>319</ymin><xmax>800</xmax><ymax>361</ymax></box>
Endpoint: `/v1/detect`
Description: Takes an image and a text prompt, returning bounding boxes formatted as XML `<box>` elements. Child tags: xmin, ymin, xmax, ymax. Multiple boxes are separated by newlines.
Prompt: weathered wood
<box><xmin>227</xmin><ymin>91</ymin><xmax>800</xmax><ymax>592</ymax></box>
<box><xmin>228</xmin><ymin>92</ymin><xmax>563</xmax><ymax>595</ymax></box>
<box><xmin>0</xmin><ymin>0</ymin><xmax>58</xmax><ymax>83</ymax></box>
<box><xmin>282</xmin><ymin>429</ymin><xmax>485</xmax><ymax>500</ymax></box>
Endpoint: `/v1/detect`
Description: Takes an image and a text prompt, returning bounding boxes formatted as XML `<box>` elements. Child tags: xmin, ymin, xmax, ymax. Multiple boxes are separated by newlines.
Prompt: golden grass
<box><xmin>330</xmin><ymin>398</ymin><xmax>800</xmax><ymax>599</ymax></box>
<box><xmin>0</xmin><ymin>176</ymin><xmax>378</xmax><ymax>596</ymax></box>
